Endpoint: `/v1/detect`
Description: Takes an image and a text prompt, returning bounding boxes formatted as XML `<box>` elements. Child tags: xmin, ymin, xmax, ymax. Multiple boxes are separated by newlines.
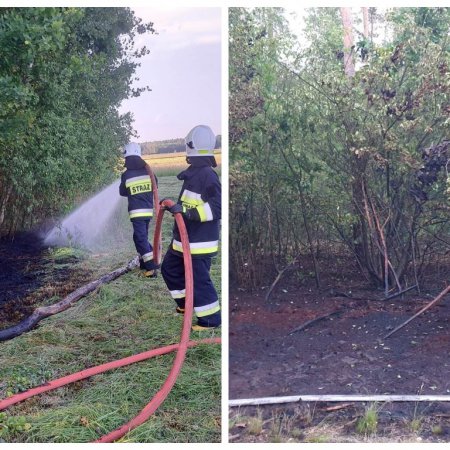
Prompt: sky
<box><xmin>286</xmin><ymin>7</ymin><xmax>388</xmax><ymax>46</ymax></box>
<box><xmin>119</xmin><ymin>7</ymin><xmax>221</xmax><ymax>143</ymax></box>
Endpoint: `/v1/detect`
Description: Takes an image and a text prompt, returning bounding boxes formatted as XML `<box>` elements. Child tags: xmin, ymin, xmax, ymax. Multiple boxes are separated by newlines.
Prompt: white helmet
<box><xmin>123</xmin><ymin>142</ymin><xmax>142</xmax><ymax>158</ymax></box>
<box><xmin>185</xmin><ymin>125</ymin><xmax>216</xmax><ymax>157</ymax></box>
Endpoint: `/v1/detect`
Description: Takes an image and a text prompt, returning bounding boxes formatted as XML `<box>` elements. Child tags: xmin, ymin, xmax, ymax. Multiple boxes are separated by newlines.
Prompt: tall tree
<box><xmin>0</xmin><ymin>7</ymin><xmax>155</xmax><ymax>236</ymax></box>
<box><xmin>340</xmin><ymin>7</ymin><xmax>355</xmax><ymax>77</ymax></box>
<box><xmin>229</xmin><ymin>7</ymin><xmax>450</xmax><ymax>291</ymax></box>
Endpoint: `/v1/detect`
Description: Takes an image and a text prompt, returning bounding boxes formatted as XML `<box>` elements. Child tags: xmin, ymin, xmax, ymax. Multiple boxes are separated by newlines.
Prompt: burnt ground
<box><xmin>0</xmin><ymin>233</ymin><xmax>46</xmax><ymax>306</ymax></box>
<box><xmin>0</xmin><ymin>233</ymin><xmax>88</xmax><ymax>329</ymax></box>
<box><xmin>229</xmin><ymin>401</ymin><xmax>450</xmax><ymax>443</ymax></box>
<box><xmin>229</xmin><ymin>253</ymin><xmax>450</xmax><ymax>442</ymax></box>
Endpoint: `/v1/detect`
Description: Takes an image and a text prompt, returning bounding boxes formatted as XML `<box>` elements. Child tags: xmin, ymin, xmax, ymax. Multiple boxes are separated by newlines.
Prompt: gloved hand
<box><xmin>168</xmin><ymin>203</ymin><xmax>184</xmax><ymax>214</ymax></box>
<box><xmin>159</xmin><ymin>197</ymin><xmax>172</xmax><ymax>210</ymax></box>
<box><xmin>159</xmin><ymin>198</ymin><xmax>184</xmax><ymax>214</ymax></box>
<box><xmin>159</xmin><ymin>197</ymin><xmax>170</xmax><ymax>205</ymax></box>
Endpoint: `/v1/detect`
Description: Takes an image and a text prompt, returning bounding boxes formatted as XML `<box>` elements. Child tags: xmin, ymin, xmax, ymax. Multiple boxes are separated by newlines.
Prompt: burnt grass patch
<box><xmin>229</xmin><ymin>251</ymin><xmax>450</xmax><ymax>442</ymax></box>
<box><xmin>0</xmin><ymin>233</ymin><xmax>90</xmax><ymax>329</ymax></box>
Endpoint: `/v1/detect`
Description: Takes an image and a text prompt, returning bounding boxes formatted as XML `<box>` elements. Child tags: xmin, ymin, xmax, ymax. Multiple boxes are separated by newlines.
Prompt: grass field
<box><xmin>142</xmin><ymin>151</ymin><xmax>222</xmax><ymax>177</ymax></box>
<box><xmin>0</xmin><ymin>175</ymin><xmax>221</xmax><ymax>443</ymax></box>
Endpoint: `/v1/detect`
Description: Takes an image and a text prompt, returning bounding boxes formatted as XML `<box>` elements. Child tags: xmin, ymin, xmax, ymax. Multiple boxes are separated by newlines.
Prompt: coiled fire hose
<box><xmin>0</xmin><ymin>187</ymin><xmax>221</xmax><ymax>442</ymax></box>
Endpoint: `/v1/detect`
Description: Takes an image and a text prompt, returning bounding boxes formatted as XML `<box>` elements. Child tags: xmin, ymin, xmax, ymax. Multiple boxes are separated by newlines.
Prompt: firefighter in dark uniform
<box><xmin>119</xmin><ymin>142</ymin><xmax>157</xmax><ymax>277</ymax></box>
<box><xmin>161</xmin><ymin>125</ymin><xmax>221</xmax><ymax>330</ymax></box>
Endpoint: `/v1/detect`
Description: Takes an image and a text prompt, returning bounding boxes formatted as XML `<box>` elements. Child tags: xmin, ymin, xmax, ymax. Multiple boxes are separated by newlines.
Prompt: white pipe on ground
<box><xmin>229</xmin><ymin>394</ymin><xmax>450</xmax><ymax>407</ymax></box>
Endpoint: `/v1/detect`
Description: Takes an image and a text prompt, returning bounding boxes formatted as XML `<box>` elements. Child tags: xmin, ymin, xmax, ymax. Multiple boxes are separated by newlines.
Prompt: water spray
<box><xmin>43</xmin><ymin>161</ymin><xmax>160</xmax><ymax>251</ymax></box>
<box><xmin>44</xmin><ymin>179</ymin><xmax>122</xmax><ymax>248</ymax></box>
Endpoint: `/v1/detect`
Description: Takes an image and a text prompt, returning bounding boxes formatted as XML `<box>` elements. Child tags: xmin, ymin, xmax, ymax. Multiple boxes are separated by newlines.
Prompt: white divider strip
<box><xmin>229</xmin><ymin>394</ymin><xmax>450</xmax><ymax>407</ymax></box>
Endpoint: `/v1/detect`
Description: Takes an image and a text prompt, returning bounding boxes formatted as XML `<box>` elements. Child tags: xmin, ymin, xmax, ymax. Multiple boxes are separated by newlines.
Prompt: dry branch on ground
<box><xmin>0</xmin><ymin>257</ymin><xmax>139</xmax><ymax>341</ymax></box>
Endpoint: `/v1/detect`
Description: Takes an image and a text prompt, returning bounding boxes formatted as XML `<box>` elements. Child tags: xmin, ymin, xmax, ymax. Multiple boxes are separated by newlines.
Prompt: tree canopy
<box><xmin>0</xmin><ymin>7</ymin><xmax>155</xmax><ymax>236</ymax></box>
<box><xmin>230</xmin><ymin>7</ymin><xmax>450</xmax><ymax>292</ymax></box>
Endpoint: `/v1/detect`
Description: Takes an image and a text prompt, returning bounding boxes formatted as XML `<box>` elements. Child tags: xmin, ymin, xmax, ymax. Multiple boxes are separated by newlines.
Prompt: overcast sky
<box><xmin>119</xmin><ymin>7</ymin><xmax>221</xmax><ymax>143</ymax></box>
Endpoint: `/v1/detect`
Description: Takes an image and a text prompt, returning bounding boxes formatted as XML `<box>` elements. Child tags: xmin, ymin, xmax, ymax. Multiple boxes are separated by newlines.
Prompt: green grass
<box><xmin>356</xmin><ymin>403</ymin><xmax>379</xmax><ymax>436</ymax></box>
<box><xmin>247</xmin><ymin>411</ymin><xmax>263</xmax><ymax>435</ymax></box>
<box><xmin>0</xmin><ymin>174</ymin><xmax>221</xmax><ymax>443</ymax></box>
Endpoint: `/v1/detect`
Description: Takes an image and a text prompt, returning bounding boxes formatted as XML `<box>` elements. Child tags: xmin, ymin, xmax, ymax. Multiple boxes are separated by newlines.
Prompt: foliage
<box><xmin>0</xmin><ymin>412</ymin><xmax>32</xmax><ymax>439</ymax></box>
<box><xmin>229</xmin><ymin>8</ymin><xmax>265</xmax><ymax>147</ymax></box>
<box><xmin>3</xmin><ymin>366</ymin><xmax>53</xmax><ymax>397</ymax></box>
<box><xmin>229</xmin><ymin>7</ymin><xmax>450</xmax><ymax>290</ymax></box>
<box><xmin>0</xmin><ymin>7</ymin><xmax>155</xmax><ymax>236</ymax></box>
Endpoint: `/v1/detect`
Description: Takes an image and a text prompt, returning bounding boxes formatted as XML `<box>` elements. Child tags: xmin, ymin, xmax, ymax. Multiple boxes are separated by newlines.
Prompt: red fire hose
<box><xmin>0</xmin><ymin>198</ymin><xmax>221</xmax><ymax>443</ymax></box>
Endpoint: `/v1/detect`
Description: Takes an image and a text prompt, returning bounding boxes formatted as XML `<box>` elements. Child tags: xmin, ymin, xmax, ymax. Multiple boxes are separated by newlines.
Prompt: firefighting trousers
<box><xmin>131</xmin><ymin>219</ymin><xmax>157</xmax><ymax>271</ymax></box>
<box><xmin>161</xmin><ymin>250</ymin><xmax>221</xmax><ymax>327</ymax></box>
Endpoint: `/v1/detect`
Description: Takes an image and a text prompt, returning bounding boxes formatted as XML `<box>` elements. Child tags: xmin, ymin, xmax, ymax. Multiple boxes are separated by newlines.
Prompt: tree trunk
<box><xmin>362</xmin><ymin>7</ymin><xmax>369</xmax><ymax>38</ymax></box>
<box><xmin>340</xmin><ymin>7</ymin><xmax>355</xmax><ymax>78</ymax></box>
<box><xmin>0</xmin><ymin>184</ymin><xmax>13</xmax><ymax>231</ymax></box>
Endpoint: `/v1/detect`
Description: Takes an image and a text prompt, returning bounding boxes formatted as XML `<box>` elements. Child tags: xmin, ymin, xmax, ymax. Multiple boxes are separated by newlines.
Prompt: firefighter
<box><xmin>161</xmin><ymin>125</ymin><xmax>221</xmax><ymax>330</ymax></box>
<box><xmin>119</xmin><ymin>142</ymin><xmax>158</xmax><ymax>277</ymax></box>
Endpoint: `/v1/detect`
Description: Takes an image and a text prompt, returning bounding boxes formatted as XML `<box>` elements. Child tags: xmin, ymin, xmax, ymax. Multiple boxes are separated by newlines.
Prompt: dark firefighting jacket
<box><xmin>119</xmin><ymin>156</ymin><xmax>154</xmax><ymax>220</ymax></box>
<box><xmin>170</xmin><ymin>163</ymin><xmax>221</xmax><ymax>258</ymax></box>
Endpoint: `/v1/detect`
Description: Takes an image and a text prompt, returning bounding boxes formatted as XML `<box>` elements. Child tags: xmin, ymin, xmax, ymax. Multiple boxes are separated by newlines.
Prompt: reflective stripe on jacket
<box><xmin>119</xmin><ymin>157</ymin><xmax>154</xmax><ymax>220</ymax></box>
<box><xmin>171</xmin><ymin>164</ymin><xmax>221</xmax><ymax>258</ymax></box>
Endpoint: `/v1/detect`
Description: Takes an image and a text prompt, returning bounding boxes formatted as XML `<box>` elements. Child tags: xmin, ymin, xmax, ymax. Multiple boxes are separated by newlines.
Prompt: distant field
<box><xmin>142</xmin><ymin>151</ymin><xmax>221</xmax><ymax>177</ymax></box>
<box><xmin>143</xmin><ymin>150</ymin><xmax>221</xmax><ymax>163</ymax></box>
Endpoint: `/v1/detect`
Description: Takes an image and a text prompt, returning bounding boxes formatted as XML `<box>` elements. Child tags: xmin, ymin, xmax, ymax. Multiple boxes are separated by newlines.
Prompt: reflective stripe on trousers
<box><xmin>161</xmin><ymin>251</ymin><xmax>221</xmax><ymax>327</ymax></box>
<box><xmin>129</xmin><ymin>208</ymin><xmax>153</xmax><ymax>219</ymax></box>
<box><xmin>142</xmin><ymin>251</ymin><xmax>153</xmax><ymax>262</ymax></box>
<box><xmin>170</xmin><ymin>289</ymin><xmax>186</xmax><ymax>299</ymax></box>
<box><xmin>195</xmin><ymin>300</ymin><xmax>221</xmax><ymax>317</ymax></box>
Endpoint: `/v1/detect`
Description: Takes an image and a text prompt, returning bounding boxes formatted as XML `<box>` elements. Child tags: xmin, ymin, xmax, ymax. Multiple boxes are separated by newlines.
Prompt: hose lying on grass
<box><xmin>0</xmin><ymin>199</ymin><xmax>221</xmax><ymax>443</ymax></box>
